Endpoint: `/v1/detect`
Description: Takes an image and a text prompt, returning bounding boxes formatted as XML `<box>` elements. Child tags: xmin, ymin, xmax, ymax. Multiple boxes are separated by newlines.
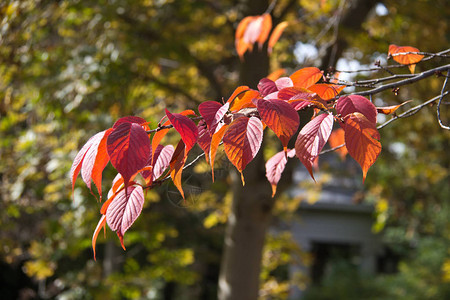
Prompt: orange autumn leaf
<box><xmin>344</xmin><ymin>112</ymin><xmax>381</xmax><ymax>182</ymax></box>
<box><xmin>388</xmin><ymin>44</ymin><xmax>424</xmax><ymax>74</ymax></box>
<box><xmin>268</xmin><ymin>21</ymin><xmax>288</xmax><ymax>54</ymax></box>
<box><xmin>328</xmin><ymin>128</ymin><xmax>348</xmax><ymax>160</ymax></box>
<box><xmin>308</xmin><ymin>83</ymin><xmax>345</xmax><ymax>100</ymax></box>
<box><xmin>229</xmin><ymin>89</ymin><xmax>260</xmax><ymax>112</ymax></box>
<box><xmin>266</xmin><ymin>68</ymin><xmax>286</xmax><ymax>81</ymax></box>
<box><xmin>209</xmin><ymin>124</ymin><xmax>229</xmax><ymax>181</ymax></box>
<box><xmin>290</xmin><ymin>67</ymin><xmax>323</xmax><ymax>89</ymax></box>
<box><xmin>376</xmin><ymin>100</ymin><xmax>412</xmax><ymax>115</ymax></box>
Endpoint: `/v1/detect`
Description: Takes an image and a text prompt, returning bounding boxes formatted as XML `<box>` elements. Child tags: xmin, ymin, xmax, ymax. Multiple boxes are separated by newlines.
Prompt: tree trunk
<box><xmin>218</xmin><ymin>1</ymin><xmax>271</xmax><ymax>298</ymax></box>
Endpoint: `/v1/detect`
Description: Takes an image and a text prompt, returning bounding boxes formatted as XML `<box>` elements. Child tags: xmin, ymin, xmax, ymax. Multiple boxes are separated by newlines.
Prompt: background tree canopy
<box><xmin>0</xmin><ymin>0</ymin><xmax>448</xmax><ymax>299</ymax></box>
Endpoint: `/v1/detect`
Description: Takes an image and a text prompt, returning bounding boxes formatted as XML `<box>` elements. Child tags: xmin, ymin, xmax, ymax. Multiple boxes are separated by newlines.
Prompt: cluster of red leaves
<box><xmin>71</xmin><ymin>41</ymin><xmax>420</xmax><ymax>258</ymax></box>
<box><xmin>235</xmin><ymin>13</ymin><xmax>288</xmax><ymax>59</ymax></box>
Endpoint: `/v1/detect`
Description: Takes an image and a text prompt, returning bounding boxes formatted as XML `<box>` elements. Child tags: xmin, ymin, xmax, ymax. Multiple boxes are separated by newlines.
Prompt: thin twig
<box><xmin>349</xmin><ymin>64</ymin><xmax>450</xmax><ymax>96</ymax></box>
<box><xmin>320</xmin><ymin>91</ymin><xmax>450</xmax><ymax>155</ymax></box>
<box><xmin>437</xmin><ymin>69</ymin><xmax>450</xmax><ymax>130</ymax></box>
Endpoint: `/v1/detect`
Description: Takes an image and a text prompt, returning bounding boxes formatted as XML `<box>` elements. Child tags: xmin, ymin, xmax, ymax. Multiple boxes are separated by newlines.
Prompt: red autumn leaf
<box><xmin>151</xmin><ymin>110</ymin><xmax>196</xmax><ymax>157</ymax></box>
<box><xmin>165</xmin><ymin>108</ymin><xmax>198</xmax><ymax>154</ymax></box>
<box><xmin>308</xmin><ymin>83</ymin><xmax>345</xmax><ymax>100</ymax></box>
<box><xmin>256</xmin><ymin>99</ymin><xmax>299</xmax><ymax>152</ymax></box>
<box><xmin>169</xmin><ymin>140</ymin><xmax>187</xmax><ymax>199</ymax></box>
<box><xmin>92</xmin><ymin>214</ymin><xmax>106</xmax><ymax>261</ymax></box>
<box><xmin>197</xmin><ymin>120</ymin><xmax>212</xmax><ymax>163</ymax></box>
<box><xmin>344</xmin><ymin>112</ymin><xmax>382</xmax><ymax>181</ymax></box>
<box><xmin>388</xmin><ymin>44</ymin><xmax>424</xmax><ymax>74</ymax></box>
<box><xmin>265</xmin><ymin>148</ymin><xmax>295</xmax><ymax>197</ymax></box>
<box><xmin>80</xmin><ymin>129</ymin><xmax>113</xmax><ymax>199</ymax></box>
<box><xmin>198</xmin><ymin>101</ymin><xmax>230</xmax><ymax>134</ymax></box>
<box><xmin>277</xmin><ymin>87</ymin><xmax>328</xmax><ymax>110</ymax></box>
<box><xmin>105</xmin><ymin>185</ymin><xmax>145</xmax><ymax>249</ymax></box>
<box><xmin>268</xmin><ymin>21</ymin><xmax>288</xmax><ymax>54</ymax></box>
<box><xmin>258</xmin><ymin>78</ymin><xmax>278</xmax><ymax>97</ymax></box>
<box><xmin>336</xmin><ymin>95</ymin><xmax>378</xmax><ymax>125</ymax></box>
<box><xmin>328</xmin><ymin>128</ymin><xmax>348</xmax><ymax>160</ymax></box>
<box><xmin>209</xmin><ymin>123</ymin><xmax>229</xmax><ymax>181</ymax></box>
<box><xmin>295</xmin><ymin>113</ymin><xmax>334</xmax><ymax>180</ymax></box>
<box><xmin>290</xmin><ymin>67</ymin><xmax>323</xmax><ymax>88</ymax></box>
<box><xmin>376</xmin><ymin>100</ymin><xmax>412</xmax><ymax>115</ymax></box>
<box><xmin>223</xmin><ymin>116</ymin><xmax>264</xmax><ymax>184</ymax></box>
<box><xmin>113</xmin><ymin>116</ymin><xmax>150</xmax><ymax>131</ymax></box>
<box><xmin>107</xmin><ymin>123</ymin><xmax>151</xmax><ymax>186</ymax></box>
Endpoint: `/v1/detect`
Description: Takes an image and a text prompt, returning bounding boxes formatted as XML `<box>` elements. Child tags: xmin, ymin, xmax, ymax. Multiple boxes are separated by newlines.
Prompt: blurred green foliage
<box><xmin>0</xmin><ymin>0</ymin><xmax>448</xmax><ymax>299</ymax></box>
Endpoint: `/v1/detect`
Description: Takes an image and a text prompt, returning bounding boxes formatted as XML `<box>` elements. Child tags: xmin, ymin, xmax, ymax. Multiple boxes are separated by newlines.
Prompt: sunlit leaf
<box><xmin>223</xmin><ymin>116</ymin><xmax>264</xmax><ymax>184</ymax></box>
<box><xmin>256</xmin><ymin>99</ymin><xmax>299</xmax><ymax>152</ymax></box>
<box><xmin>376</xmin><ymin>100</ymin><xmax>412</xmax><ymax>115</ymax></box>
<box><xmin>268</xmin><ymin>21</ymin><xmax>288</xmax><ymax>54</ymax></box>
<box><xmin>295</xmin><ymin>113</ymin><xmax>334</xmax><ymax>180</ymax></box>
<box><xmin>328</xmin><ymin>128</ymin><xmax>348</xmax><ymax>160</ymax></box>
<box><xmin>266</xmin><ymin>69</ymin><xmax>286</xmax><ymax>81</ymax></box>
<box><xmin>388</xmin><ymin>44</ymin><xmax>424</xmax><ymax>74</ymax></box>
<box><xmin>105</xmin><ymin>185</ymin><xmax>145</xmax><ymax>250</ymax></box>
<box><xmin>344</xmin><ymin>112</ymin><xmax>381</xmax><ymax>181</ymax></box>
<box><xmin>107</xmin><ymin>123</ymin><xmax>151</xmax><ymax>187</ymax></box>
<box><xmin>198</xmin><ymin>101</ymin><xmax>229</xmax><ymax>134</ymax></box>
<box><xmin>113</xmin><ymin>116</ymin><xmax>150</xmax><ymax>131</ymax></box>
<box><xmin>290</xmin><ymin>67</ymin><xmax>322</xmax><ymax>88</ymax></box>
<box><xmin>197</xmin><ymin>120</ymin><xmax>212</xmax><ymax>163</ymax></box>
<box><xmin>308</xmin><ymin>83</ymin><xmax>345</xmax><ymax>100</ymax></box>
<box><xmin>169</xmin><ymin>140</ymin><xmax>187</xmax><ymax>199</ymax></box>
<box><xmin>92</xmin><ymin>215</ymin><xmax>106</xmax><ymax>261</ymax></box>
<box><xmin>80</xmin><ymin>129</ymin><xmax>112</xmax><ymax>199</ymax></box>
<box><xmin>265</xmin><ymin>149</ymin><xmax>295</xmax><ymax>197</ymax></box>
<box><xmin>258</xmin><ymin>78</ymin><xmax>278</xmax><ymax>97</ymax></box>
<box><xmin>336</xmin><ymin>95</ymin><xmax>377</xmax><ymax>124</ymax></box>
<box><xmin>165</xmin><ymin>108</ymin><xmax>198</xmax><ymax>154</ymax></box>
<box><xmin>210</xmin><ymin>123</ymin><xmax>228</xmax><ymax>181</ymax></box>
<box><xmin>229</xmin><ymin>89</ymin><xmax>260</xmax><ymax>112</ymax></box>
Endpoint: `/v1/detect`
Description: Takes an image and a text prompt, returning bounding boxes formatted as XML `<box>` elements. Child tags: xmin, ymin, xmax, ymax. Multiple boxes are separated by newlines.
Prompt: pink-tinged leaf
<box><xmin>152</xmin><ymin>145</ymin><xmax>174</xmax><ymax>179</ymax></box>
<box><xmin>81</xmin><ymin>129</ymin><xmax>112</xmax><ymax>199</ymax></box>
<box><xmin>257</xmin><ymin>13</ymin><xmax>272</xmax><ymax>48</ymax></box>
<box><xmin>265</xmin><ymin>149</ymin><xmax>295</xmax><ymax>197</ymax></box>
<box><xmin>140</xmin><ymin>144</ymin><xmax>174</xmax><ymax>185</ymax></box>
<box><xmin>70</xmin><ymin>132</ymin><xmax>103</xmax><ymax>197</ymax></box>
<box><xmin>106</xmin><ymin>185</ymin><xmax>145</xmax><ymax>249</ymax></box>
<box><xmin>197</xmin><ymin>120</ymin><xmax>212</xmax><ymax>163</ymax></box>
<box><xmin>110</xmin><ymin>173</ymin><xmax>124</xmax><ymax>196</ymax></box>
<box><xmin>210</xmin><ymin>123</ymin><xmax>228</xmax><ymax>181</ymax></box>
<box><xmin>274</xmin><ymin>77</ymin><xmax>294</xmax><ymax>90</ymax></box>
<box><xmin>107</xmin><ymin>123</ymin><xmax>151</xmax><ymax>186</ymax></box>
<box><xmin>223</xmin><ymin>116</ymin><xmax>264</xmax><ymax>184</ymax></box>
<box><xmin>290</xmin><ymin>67</ymin><xmax>322</xmax><ymax>88</ymax></box>
<box><xmin>113</xmin><ymin>116</ymin><xmax>149</xmax><ymax>130</ymax></box>
<box><xmin>198</xmin><ymin>101</ymin><xmax>229</xmax><ymax>134</ymax></box>
<box><xmin>376</xmin><ymin>100</ymin><xmax>412</xmax><ymax>115</ymax></box>
<box><xmin>295</xmin><ymin>113</ymin><xmax>334</xmax><ymax>180</ymax></box>
<box><xmin>92</xmin><ymin>215</ymin><xmax>106</xmax><ymax>261</ymax></box>
<box><xmin>243</xmin><ymin>16</ymin><xmax>263</xmax><ymax>45</ymax></box>
<box><xmin>336</xmin><ymin>95</ymin><xmax>377</xmax><ymax>125</ymax></box>
<box><xmin>169</xmin><ymin>140</ymin><xmax>187</xmax><ymax>199</ymax></box>
<box><xmin>258</xmin><ymin>78</ymin><xmax>278</xmax><ymax>97</ymax></box>
<box><xmin>268</xmin><ymin>21</ymin><xmax>288</xmax><ymax>54</ymax></box>
<box><xmin>308</xmin><ymin>84</ymin><xmax>345</xmax><ymax>100</ymax></box>
<box><xmin>344</xmin><ymin>112</ymin><xmax>381</xmax><ymax>182</ymax></box>
<box><xmin>256</xmin><ymin>99</ymin><xmax>299</xmax><ymax>152</ymax></box>
<box><xmin>236</xmin><ymin>16</ymin><xmax>255</xmax><ymax>40</ymax></box>
<box><xmin>165</xmin><ymin>109</ymin><xmax>198</xmax><ymax>154</ymax></box>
